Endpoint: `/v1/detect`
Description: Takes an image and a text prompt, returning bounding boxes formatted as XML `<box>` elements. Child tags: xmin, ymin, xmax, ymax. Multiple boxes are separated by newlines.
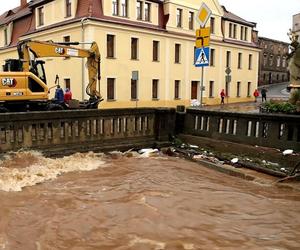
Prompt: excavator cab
<box><xmin>30</xmin><ymin>60</ymin><xmax>47</xmax><ymax>84</ymax></box>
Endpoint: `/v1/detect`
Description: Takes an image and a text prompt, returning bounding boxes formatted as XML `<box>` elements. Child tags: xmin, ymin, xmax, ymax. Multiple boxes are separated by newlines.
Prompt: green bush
<box><xmin>262</xmin><ymin>100</ymin><xmax>297</xmax><ymax>114</ymax></box>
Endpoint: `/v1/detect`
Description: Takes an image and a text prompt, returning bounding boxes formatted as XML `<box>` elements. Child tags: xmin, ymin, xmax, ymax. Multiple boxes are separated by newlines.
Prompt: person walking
<box><xmin>253</xmin><ymin>89</ymin><xmax>259</xmax><ymax>102</ymax></box>
<box><xmin>261</xmin><ymin>87</ymin><xmax>267</xmax><ymax>102</ymax></box>
<box><xmin>220</xmin><ymin>89</ymin><xmax>225</xmax><ymax>104</ymax></box>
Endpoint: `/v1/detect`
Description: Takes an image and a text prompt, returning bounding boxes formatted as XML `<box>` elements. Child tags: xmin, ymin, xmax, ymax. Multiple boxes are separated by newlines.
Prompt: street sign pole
<box><xmin>194</xmin><ymin>2</ymin><xmax>211</xmax><ymax>107</ymax></box>
<box><xmin>200</xmin><ymin>66</ymin><xmax>204</xmax><ymax>107</ymax></box>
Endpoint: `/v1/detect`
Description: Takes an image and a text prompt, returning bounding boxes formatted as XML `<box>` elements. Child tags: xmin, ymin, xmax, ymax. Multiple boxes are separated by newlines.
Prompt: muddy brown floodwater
<box><xmin>0</xmin><ymin>151</ymin><xmax>300</xmax><ymax>250</ymax></box>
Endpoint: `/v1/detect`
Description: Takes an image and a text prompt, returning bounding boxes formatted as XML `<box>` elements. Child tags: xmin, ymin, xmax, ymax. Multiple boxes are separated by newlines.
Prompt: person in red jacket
<box><xmin>253</xmin><ymin>89</ymin><xmax>259</xmax><ymax>102</ymax></box>
<box><xmin>64</xmin><ymin>88</ymin><xmax>72</xmax><ymax>103</ymax></box>
<box><xmin>220</xmin><ymin>89</ymin><xmax>226</xmax><ymax>104</ymax></box>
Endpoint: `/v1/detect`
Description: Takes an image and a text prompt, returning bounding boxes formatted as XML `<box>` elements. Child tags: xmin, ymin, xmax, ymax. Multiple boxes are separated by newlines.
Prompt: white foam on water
<box><xmin>128</xmin><ymin>236</ymin><xmax>166</xmax><ymax>249</ymax></box>
<box><xmin>0</xmin><ymin>151</ymin><xmax>106</xmax><ymax>192</ymax></box>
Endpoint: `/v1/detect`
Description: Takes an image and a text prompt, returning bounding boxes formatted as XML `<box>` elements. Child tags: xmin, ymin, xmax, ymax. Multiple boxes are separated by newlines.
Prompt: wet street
<box><xmin>0</xmin><ymin>151</ymin><xmax>300</xmax><ymax>250</ymax></box>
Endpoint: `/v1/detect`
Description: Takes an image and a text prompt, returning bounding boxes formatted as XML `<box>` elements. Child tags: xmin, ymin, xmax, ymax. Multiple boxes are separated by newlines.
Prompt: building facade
<box><xmin>293</xmin><ymin>13</ymin><xmax>300</xmax><ymax>41</ymax></box>
<box><xmin>257</xmin><ymin>37</ymin><xmax>289</xmax><ymax>86</ymax></box>
<box><xmin>0</xmin><ymin>0</ymin><xmax>260</xmax><ymax>108</ymax></box>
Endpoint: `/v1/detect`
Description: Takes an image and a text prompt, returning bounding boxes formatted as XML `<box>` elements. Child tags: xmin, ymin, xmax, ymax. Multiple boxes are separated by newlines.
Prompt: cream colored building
<box><xmin>0</xmin><ymin>0</ymin><xmax>260</xmax><ymax>108</ymax></box>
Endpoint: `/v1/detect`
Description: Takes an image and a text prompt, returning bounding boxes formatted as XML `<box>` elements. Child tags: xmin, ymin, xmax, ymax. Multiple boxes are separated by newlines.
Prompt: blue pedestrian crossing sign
<box><xmin>195</xmin><ymin>47</ymin><xmax>210</xmax><ymax>67</ymax></box>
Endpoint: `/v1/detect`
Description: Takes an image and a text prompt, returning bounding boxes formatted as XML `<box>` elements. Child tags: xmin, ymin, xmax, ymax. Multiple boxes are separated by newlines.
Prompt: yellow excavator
<box><xmin>0</xmin><ymin>40</ymin><xmax>102</xmax><ymax>112</ymax></box>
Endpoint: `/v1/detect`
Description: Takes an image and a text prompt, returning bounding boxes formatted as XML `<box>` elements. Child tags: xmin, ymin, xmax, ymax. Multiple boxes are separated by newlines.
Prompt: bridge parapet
<box><xmin>0</xmin><ymin>108</ymin><xmax>176</xmax><ymax>153</ymax></box>
<box><xmin>184</xmin><ymin>109</ymin><xmax>300</xmax><ymax>151</ymax></box>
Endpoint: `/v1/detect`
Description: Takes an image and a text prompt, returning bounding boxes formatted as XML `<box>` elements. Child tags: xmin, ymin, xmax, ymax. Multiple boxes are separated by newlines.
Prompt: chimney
<box><xmin>20</xmin><ymin>0</ymin><xmax>27</xmax><ymax>8</ymax></box>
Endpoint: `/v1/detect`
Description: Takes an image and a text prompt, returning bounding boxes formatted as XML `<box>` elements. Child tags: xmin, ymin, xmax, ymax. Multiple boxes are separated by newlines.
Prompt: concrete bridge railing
<box><xmin>0</xmin><ymin>108</ymin><xmax>176</xmax><ymax>153</ymax></box>
<box><xmin>182</xmin><ymin>109</ymin><xmax>300</xmax><ymax>151</ymax></box>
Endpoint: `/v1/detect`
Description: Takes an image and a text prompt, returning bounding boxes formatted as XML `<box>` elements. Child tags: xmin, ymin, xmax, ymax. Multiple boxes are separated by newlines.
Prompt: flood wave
<box><xmin>0</xmin><ymin>151</ymin><xmax>106</xmax><ymax>192</ymax></box>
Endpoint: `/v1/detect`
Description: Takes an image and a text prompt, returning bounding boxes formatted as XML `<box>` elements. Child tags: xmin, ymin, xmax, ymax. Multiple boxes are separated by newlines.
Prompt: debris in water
<box><xmin>138</xmin><ymin>148</ymin><xmax>159</xmax><ymax>158</ymax></box>
<box><xmin>283</xmin><ymin>149</ymin><xmax>293</xmax><ymax>156</ymax></box>
<box><xmin>231</xmin><ymin>158</ymin><xmax>239</xmax><ymax>164</ymax></box>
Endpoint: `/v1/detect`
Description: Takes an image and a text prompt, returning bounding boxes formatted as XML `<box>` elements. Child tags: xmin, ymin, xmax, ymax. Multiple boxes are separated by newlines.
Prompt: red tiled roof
<box><xmin>222</xmin><ymin>6</ymin><xmax>256</xmax><ymax>27</ymax></box>
<box><xmin>76</xmin><ymin>0</ymin><xmax>103</xmax><ymax>18</ymax></box>
<box><xmin>11</xmin><ymin>15</ymin><xmax>34</xmax><ymax>46</ymax></box>
<box><xmin>0</xmin><ymin>6</ymin><xmax>31</xmax><ymax>26</ymax></box>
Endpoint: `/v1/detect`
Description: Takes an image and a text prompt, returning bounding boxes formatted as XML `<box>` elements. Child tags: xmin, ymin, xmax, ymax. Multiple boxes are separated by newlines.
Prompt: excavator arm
<box><xmin>17</xmin><ymin>40</ymin><xmax>102</xmax><ymax>101</ymax></box>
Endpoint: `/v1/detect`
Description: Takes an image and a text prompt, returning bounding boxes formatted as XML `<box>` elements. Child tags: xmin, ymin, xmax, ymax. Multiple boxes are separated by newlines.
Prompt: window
<box><xmin>175</xmin><ymin>43</ymin><xmax>181</xmax><ymax>63</ymax></box>
<box><xmin>240</xmin><ymin>26</ymin><xmax>244</xmax><ymax>40</ymax></box>
<box><xmin>282</xmin><ymin>57</ymin><xmax>286</xmax><ymax>67</ymax></box>
<box><xmin>209</xmin><ymin>81</ymin><xmax>214</xmax><ymax>98</ymax></box>
<box><xmin>191</xmin><ymin>81</ymin><xmax>198</xmax><ymax>99</ymax></box>
<box><xmin>248</xmin><ymin>54</ymin><xmax>252</xmax><ymax>70</ymax></box>
<box><xmin>277</xmin><ymin>56</ymin><xmax>281</xmax><ymax>67</ymax></box>
<box><xmin>121</xmin><ymin>0</ymin><xmax>128</xmax><ymax>17</ymax></box>
<box><xmin>107</xmin><ymin>78</ymin><xmax>115</xmax><ymax>100</ymax></box>
<box><xmin>131</xmin><ymin>38</ymin><xmax>138</xmax><ymax>60</ymax></box>
<box><xmin>152</xmin><ymin>79</ymin><xmax>158</xmax><ymax>99</ymax></box>
<box><xmin>65</xmin><ymin>0</ymin><xmax>72</xmax><ymax>17</ymax></box>
<box><xmin>145</xmin><ymin>2</ymin><xmax>151</xmax><ymax>21</ymax></box>
<box><xmin>229</xmin><ymin>23</ymin><xmax>232</xmax><ymax>38</ymax></box>
<box><xmin>244</xmin><ymin>27</ymin><xmax>248</xmax><ymax>41</ymax></box>
<box><xmin>226</xmin><ymin>51</ymin><xmax>231</xmax><ymax>68</ymax></box>
<box><xmin>63</xmin><ymin>35</ymin><xmax>70</xmax><ymax>43</ymax></box>
<box><xmin>233</xmin><ymin>24</ymin><xmax>237</xmax><ymax>39</ymax></box>
<box><xmin>247</xmin><ymin>82</ymin><xmax>251</xmax><ymax>97</ymax></box>
<box><xmin>38</xmin><ymin>6</ymin><xmax>44</xmax><ymax>26</ymax></box>
<box><xmin>112</xmin><ymin>0</ymin><xmax>119</xmax><ymax>16</ymax></box>
<box><xmin>4</xmin><ymin>28</ymin><xmax>8</xmax><ymax>46</ymax></box>
<box><xmin>263</xmin><ymin>54</ymin><xmax>267</xmax><ymax>66</ymax></box>
<box><xmin>64</xmin><ymin>78</ymin><xmax>71</xmax><ymax>90</ymax></box>
<box><xmin>153</xmin><ymin>41</ymin><xmax>159</xmax><ymax>61</ymax></box>
<box><xmin>107</xmin><ymin>35</ymin><xmax>115</xmax><ymax>58</ymax></box>
<box><xmin>237</xmin><ymin>82</ymin><xmax>241</xmax><ymax>97</ymax></box>
<box><xmin>175</xmin><ymin>80</ymin><xmax>180</xmax><ymax>99</ymax></box>
<box><xmin>137</xmin><ymin>1</ymin><xmax>142</xmax><ymax>20</ymax></box>
<box><xmin>189</xmin><ymin>12</ymin><xmax>194</xmax><ymax>30</ymax></box>
<box><xmin>238</xmin><ymin>53</ymin><xmax>242</xmax><ymax>69</ymax></box>
<box><xmin>269</xmin><ymin>55</ymin><xmax>273</xmax><ymax>66</ymax></box>
<box><xmin>63</xmin><ymin>36</ymin><xmax>71</xmax><ymax>59</ymax></box>
<box><xmin>131</xmin><ymin>79</ymin><xmax>137</xmax><ymax>100</ymax></box>
<box><xmin>176</xmin><ymin>9</ymin><xmax>182</xmax><ymax>28</ymax></box>
<box><xmin>29</xmin><ymin>77</ymin><xmax>45</xmax><ymax>93</ymax></box>
<box><xmin>210</xmin><ymin>17</ymin><xmax>215</xmax><ymax>34</ymax></box>
<box><xmin>210</xmin><ymin>48</ymin><xmax>215</xmax><ymax>66</ymax></box>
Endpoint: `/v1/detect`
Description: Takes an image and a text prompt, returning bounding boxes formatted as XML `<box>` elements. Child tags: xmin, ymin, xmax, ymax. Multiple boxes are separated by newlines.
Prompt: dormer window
<box><xmin>189</xmin><ymin>12</ymin><xmax>194</xmax><ymax>30</ymax></box>
<box><xmin>38</xmin><ymin>6</ymin><xmax>44</xmax><ymax>26</ymax></box>
<box><xmin>113</xmin><ymin>0</ymin><xmax>119</xmax><ymax>16</ymax></box>
<box><xmin>121</xmin><ymin>0</ymin><xmax>128</xmax><ymax>17</ymax></box>
<box><xmin>4</xmin><ymin>28</ymin><xmax>8</xmax><ymax>46</ymax></box>
<box><xmin>244</xmin><ymin>27</ymin><xmax>248</xmax><ymax>41</ymax></box>
<box><xmin>137</xmin><ymin>1</ymin><xmax>142</xmax><ymax>20</ymax></box>
<box><xmin>144</xmin><ymin>2</ymin><xmax>151</xmax><ymax>22</ymax></box>
<box><xmin>66</xmin><ymin>0</ymin><xmax>72</xmax><ymax>17</ymax></box>
<box><xmin>176</xmin><ymin>9</ymin><xmax>182</xmax><ymax>28</ymax></box>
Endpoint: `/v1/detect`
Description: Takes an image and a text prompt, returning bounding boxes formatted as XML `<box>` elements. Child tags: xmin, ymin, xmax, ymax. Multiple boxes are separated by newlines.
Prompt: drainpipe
<box><xmin>81</xmin><ymin>17</ymin><xmax>88</xmax><ymax>100</ymax></box>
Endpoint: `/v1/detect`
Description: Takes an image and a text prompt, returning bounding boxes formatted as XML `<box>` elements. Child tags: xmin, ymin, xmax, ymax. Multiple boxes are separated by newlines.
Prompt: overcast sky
<box><xmin>1</xmin><ymin>0</ymin><xmax>298</xmax><ymax>43</ymax></box>
<box><xmin>219</xmin><ymin>0</ymin><xmax>298</xmax><ymax>43</ymax></box>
